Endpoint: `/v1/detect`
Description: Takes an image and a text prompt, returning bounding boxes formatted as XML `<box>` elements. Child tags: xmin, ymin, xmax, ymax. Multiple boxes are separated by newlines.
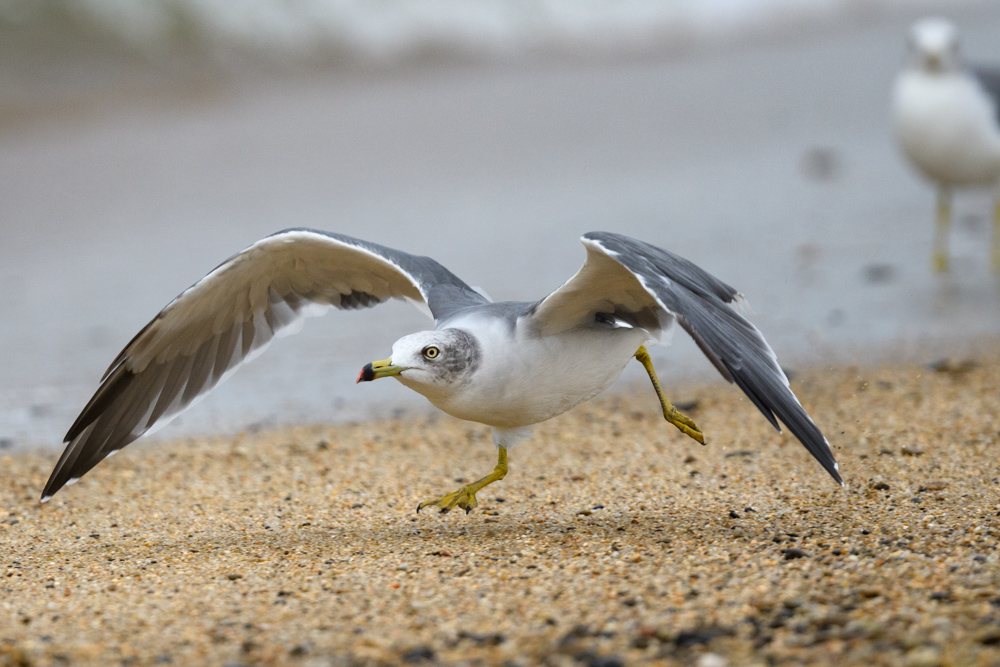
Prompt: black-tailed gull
<box><xmin>42</xmin><ymin>230</ymin><xmax>842</xmax><ymax>509</ymax></box>
<box><xmin>892</xmin><ymin>17</ymin><xmax>1000</xmax><ymax>273</ymax></box>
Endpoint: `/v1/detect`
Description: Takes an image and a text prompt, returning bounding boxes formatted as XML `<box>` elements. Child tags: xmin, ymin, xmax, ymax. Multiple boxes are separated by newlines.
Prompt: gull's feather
<box><xmin>971</xmin><ymin>65</ymin><xmax>1000</xmax><ymax>126</ymax></box>
<box><xmin>530</xmin><ymin>232</ymin><xmax>841</xmax><ymax>485</ymax></box>
<box><xmin>42</xmin><ymin>229</ymin><xmax>487</xmax><ymax>500</ymax></box>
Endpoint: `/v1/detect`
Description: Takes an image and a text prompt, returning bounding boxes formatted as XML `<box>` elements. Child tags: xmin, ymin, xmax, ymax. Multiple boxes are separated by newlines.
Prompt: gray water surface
<box><xmin>3</xmin><ymin>5</ymin><xmax>1000</xmax><ymax>449</ymax></box>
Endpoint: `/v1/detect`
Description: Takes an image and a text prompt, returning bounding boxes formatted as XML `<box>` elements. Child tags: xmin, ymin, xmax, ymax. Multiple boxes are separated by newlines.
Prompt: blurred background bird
<box><xmin>892</xmin><ymin>17</ymin><xmax>1000</xmax><ymax>274</ymax></box>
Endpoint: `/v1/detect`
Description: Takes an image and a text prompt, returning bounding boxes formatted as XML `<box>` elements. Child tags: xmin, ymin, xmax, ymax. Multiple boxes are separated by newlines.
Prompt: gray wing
<box><xmin>42</xmin><ymin>228</ymin><xmax>487</xmax><ymax>500</ymax></box>
<box><xmin>972</xmin><ymin>65</ymin><xmax>1000</xmax><ymax>126</ymax></box>
<box><xmin>530</xmin><ymin>232</ymin><xmax>841</xmax><ymax>485</ymax></box>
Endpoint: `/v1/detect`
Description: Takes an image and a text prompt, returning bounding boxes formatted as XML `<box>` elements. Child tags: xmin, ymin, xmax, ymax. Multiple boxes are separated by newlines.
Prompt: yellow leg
<box><xmin>634</xmin><ymin>346</ymin><xmax>705</xmax><ymax>444</ymax></box>
<box><xmin>933</xmin><ymin>188</ymin><xmax>951</xmax><ymax>274</ymax></box>
<box><xmin>417</xmin><ymin>447</ymin><xmax>507</xmax><ymax>514</ymax></box>
<box><xmin>992</xmin><ymin>199</ymin><xmax>1000</xmax><ymax>274</ymax></box>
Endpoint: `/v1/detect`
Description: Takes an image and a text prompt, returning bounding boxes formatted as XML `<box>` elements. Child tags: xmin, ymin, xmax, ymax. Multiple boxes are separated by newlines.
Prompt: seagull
<box><xmin>41</xmin><ymin>230</ymin><xmax>842</xmax><ymax>509</ymax></box>
<box><xmin>892</xmin><ymin>17</ymin><xmax>1000</xmax><ymax>273</ymax></box>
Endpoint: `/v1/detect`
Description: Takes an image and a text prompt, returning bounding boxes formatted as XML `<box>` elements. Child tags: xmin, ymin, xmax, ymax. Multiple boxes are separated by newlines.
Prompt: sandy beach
<box><xmin>1</xmin><ymin>349</ymin><xmax>998</xmax><ymax>666</ymax></box>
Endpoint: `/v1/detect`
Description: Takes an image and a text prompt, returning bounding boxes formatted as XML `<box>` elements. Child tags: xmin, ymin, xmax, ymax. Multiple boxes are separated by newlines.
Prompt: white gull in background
<box><xmin>892</xmin><ymin>17</ymin><xmax>1000</xmax><ymax>273</ymax></box>
<box><xmin>41</xmin><ymin>231</ymin><xmax>842</xmax><ymax>510</ymax></box>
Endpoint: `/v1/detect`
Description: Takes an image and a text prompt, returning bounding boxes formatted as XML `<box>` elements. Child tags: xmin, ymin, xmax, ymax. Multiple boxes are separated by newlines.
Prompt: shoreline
<box><xmin>2</xmin><ymin>351</ymin><xmax>999</xmax><ymax>665</ymax></box>
<box><xmin>7</xmin><ymin>330</ymin><xmax>1000</xmax><ymax>455</ymax></box>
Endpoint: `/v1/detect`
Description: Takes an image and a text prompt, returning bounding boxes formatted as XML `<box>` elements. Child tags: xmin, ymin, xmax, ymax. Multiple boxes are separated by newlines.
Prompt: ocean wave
<box><xmin>0</xmin><ymin>0</ymin><xmax>920</xmax><ymax>63</ymax></box>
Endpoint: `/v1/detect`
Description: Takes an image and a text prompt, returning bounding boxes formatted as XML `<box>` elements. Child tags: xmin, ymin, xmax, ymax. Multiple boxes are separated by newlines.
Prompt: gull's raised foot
<box><xmin>417</xmin><ymin>485</ymin><xmax>481</xmax><ymax>514</ymax></box>
<box><xmin>665</xmin><ymin>408</ymin><xmax>705</xmax><ymax>445</ymax></box>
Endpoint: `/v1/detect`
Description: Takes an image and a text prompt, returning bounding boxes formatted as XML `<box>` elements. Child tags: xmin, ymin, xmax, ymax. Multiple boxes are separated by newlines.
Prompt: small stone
<box><xmin>673</xmin><ymin>627</ymin><xmax>730</xmax><ymax>648</ymax></box>
<box><xmin>227</xmin><ymin>574</ymin><xmax>242</xmax><ymax>581</ymax></box>
<box><xmin>696</xmin><ymin>654</ymin><xmax>729</xmax><ymax>667</ymax></box>
<box><xmin>862</xmin><ymin>263</ymin><xmax>895</xmax><ymax>284</ymax></box>
<box><xmin>585</xmin><ymin>655</ymin><xmax>624</xmax><ymax>667</ymax></box>
<box><xmin>872</xmin><ymin>482</ymin><xmax>890</xmax><ymax>491</ymax></box>
<box><xmin>728</xmin><ymin>510</ymin><xmax>739</xmax><ymax>519</ymax></box>
<box><xmin>905</xmin><ymin>646</ymin><xmax>943</xmax><ymax>667</ymax></box>
<box><xmin>901</xmin><ymin>446</ymin><xmax>924</xmax><ymax>457</ymax></box>
<box><xmin>918</xmin><ymin>482</ymin><xmax>947</xmax><ymax>492</ymax></box>
<box><xmin>801</xmin><ymin>146</ymin><xmax>841</xmax><ymax>181</ymax></box>
<box><xmin>978</xmin><ymin>629</ymin><xmax>1000</xmax><ymax>645</ymax></box>
<box><xmin>927</xmin><ymin>358</ymin><xmax>976</xmax><ymax>374</ymax></box>
<box><xmin>782</xmin><ymin>548</ymin><xmax>808</xmax><ymax>560</ymax></box>
<box><xmin>401</xmin><ymin>646</ymin><xmax>434</xmax><ymax>663</ymax></box>
<box><xmin>724</xmin><ymin>450</ymin><xmax>755</xmax><ymax>459</ymax></box>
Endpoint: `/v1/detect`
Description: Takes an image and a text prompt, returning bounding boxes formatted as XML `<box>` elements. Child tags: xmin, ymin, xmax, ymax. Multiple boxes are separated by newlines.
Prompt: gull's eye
<box><xmin>422</xmin><ymin>346</ymin><xmax>440</xmax><ymax>359</ymax></box>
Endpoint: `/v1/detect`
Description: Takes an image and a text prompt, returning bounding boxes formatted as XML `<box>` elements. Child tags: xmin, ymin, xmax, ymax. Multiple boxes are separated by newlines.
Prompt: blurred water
<box><xmin>1</xmin><ymin>2</ymin><xmax>999</xmax><ymax>451</ymax></box>
<box><xmin>0</xmin><ymin>0</ymin><xmax>912</xmax><ymax>63</ymax></box>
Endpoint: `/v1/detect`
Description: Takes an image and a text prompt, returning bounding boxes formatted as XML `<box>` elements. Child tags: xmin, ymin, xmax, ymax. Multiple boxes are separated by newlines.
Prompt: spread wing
<box><xmin>530</xmin><ymin>232</ymin><xmax>841</xmax><ymax>485</ymax></box>
<box><xmin>42</xmin><ymin>228</ymin><xmax>488</xmax><ymax>500</ymax></box>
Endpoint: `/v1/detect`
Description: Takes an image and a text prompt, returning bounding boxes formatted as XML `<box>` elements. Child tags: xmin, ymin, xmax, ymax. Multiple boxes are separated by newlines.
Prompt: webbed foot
<box><xmin>417</xmin><ymin>485</ymin><xmax>481</xmax><ymax>514</ymax></box>
<box><xmin>635</xmin><ymin>345</ymin><xmax>706</xmax><ymax>445</ymax></box>
<box><xmin>416</xmin><ymin>447</ymin><xmax>508</xmax><ymax>515</ymax></box>
<box><xmin>665</xmin><ymin>406</ymin><xmax>704</xmax><ymax>444</ymax></box>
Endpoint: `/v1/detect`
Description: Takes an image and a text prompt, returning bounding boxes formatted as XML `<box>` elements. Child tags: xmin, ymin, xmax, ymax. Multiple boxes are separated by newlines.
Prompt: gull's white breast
<box><xmin>892</xmin><ymin>71</ymin><xmax>1000</xmax><ymax>187</ymax></box>
<box><xmin>429</xmin><ymin>314</ymin><xmax>651</xmax><ymax>429</ymax></box>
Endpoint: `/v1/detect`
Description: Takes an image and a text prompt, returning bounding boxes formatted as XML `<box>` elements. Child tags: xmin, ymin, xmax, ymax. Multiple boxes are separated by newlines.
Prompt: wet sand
<box><xmin>1</xmin><ymin>350</ymin><xmax>999</xmax><ymax>666</ymax></box>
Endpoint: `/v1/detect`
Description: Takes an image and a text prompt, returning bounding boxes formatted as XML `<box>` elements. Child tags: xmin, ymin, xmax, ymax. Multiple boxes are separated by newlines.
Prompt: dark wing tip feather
<box><xmin>724</xmin><ymin>362</ymin><xmax>780</xmax><ymax>432</ymax></box>
<box><xmin>726</xmin><ymin>362</ymin><xmax>842</xmax><ymax>485</ymax></box>
<box><xmin>581</xmin><ymin>232</ymin><xmax>842</xmax><ymax>485</ymax></box>
<box><xmin>43</xmin><ymin>365</ymin><xmax>143</xmax><ymax>501</ymax></box>
<box><xmin>970</xmin><ymin>66</ymin><xmax>1000</xmax><ymax>126</ymax></box>
<box><xmin>46</xmin><ymin>229</ymin><xmax>488</xmax><ymax>501</ymax></box>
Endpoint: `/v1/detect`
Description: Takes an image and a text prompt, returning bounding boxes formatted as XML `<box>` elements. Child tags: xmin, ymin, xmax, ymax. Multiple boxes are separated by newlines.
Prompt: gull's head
<box><xmin>907</xmin><ymin>18</ymin><xmax>961</xmax><ymax>73</ymax></box>
<box><xmin>356</xmin><ymin>329</ymin><xmax>481</xmax><ymax>396</ymax></box>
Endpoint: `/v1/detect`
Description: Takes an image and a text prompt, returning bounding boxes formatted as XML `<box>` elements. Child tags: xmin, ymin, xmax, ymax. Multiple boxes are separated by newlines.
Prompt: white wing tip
<box><xmin>40</xmin><ymin>495</ymin><xmax>52</xmax><ymax>504</ymax></box>
<box><xmin>66</xmin><ymin>477</ymin><xmax>80</xmax><ymax>486</ymax></box>
<box><xmin>471</xmin><ymin>286</ymin><xmax>493</xmax><ymax>302</ymax></box>
<box><xmin>731</xmin><ymin>293</ymin><xmax>752</xmax><ymax>315</ymax></box>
